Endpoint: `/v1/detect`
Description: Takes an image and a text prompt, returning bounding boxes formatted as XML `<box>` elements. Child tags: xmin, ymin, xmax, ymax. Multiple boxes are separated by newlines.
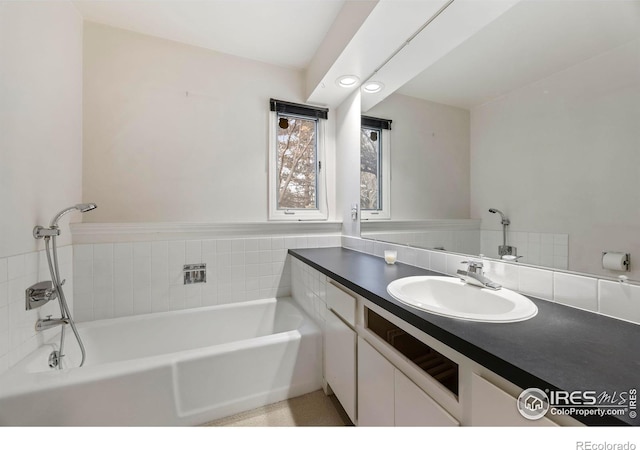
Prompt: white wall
<box><xmin>471</xmin><ymin>38</ymin><xmax>640</xmax><ymax>278</ymax></box>
<box><xmin>365</xmin><ymin>93</ymin><xmax>470</xmax><ymax>220</ymax></box>
<box><xmin>0</xmin><ymin>1</ymin><xmax>83</xmax><ymax>257</ymax></box>
<box><xmin>0</xmin><ymin>1</ymin><xmax>83</xmax><ymax>374</ymax></box>
<box><xmin>83</xmin><ymin>22</ymin><xmax>337</xmax><ymax>223</ymax></box>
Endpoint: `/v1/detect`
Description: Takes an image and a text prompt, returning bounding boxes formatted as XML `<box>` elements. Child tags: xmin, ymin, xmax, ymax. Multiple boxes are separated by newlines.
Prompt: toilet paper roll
<box><xmin>602</xmin><ymin>252</ymin><xmax>629</xmax><ymax>271</ymax></box>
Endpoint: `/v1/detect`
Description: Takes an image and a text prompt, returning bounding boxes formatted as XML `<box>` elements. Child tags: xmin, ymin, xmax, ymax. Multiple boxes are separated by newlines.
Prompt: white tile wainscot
<box><xmin>360</xmin><ymin>219</ymin><xmax>481</xmax><ymax>256</ymax></box>
<box><xmin>291</xmin><ymin>257</ymin><xmax>329</xmax><ymax>391</ymax></box>
<box><xmin>518</xmin><ymin>266</ymin><xmax>553</xmax><ymax>301</ymax></box>
<box><xmin>291</xmin><ymin>257</ymin><xmax>327</xmax><ymax>327</ymax></box>
<box><xmin>71</xmin><ymin>222</ymin><xmax>341</xmax><ymax>322</ymax></box>
<box><xmin>481</xmin><ymin>230</ymin><xmax>569</xmax><ymax>270</ymax></box>
<box><xmin>598</xmin><ymin>280</ymin><xmax>640</xmax><ymax>324</ymax></box>
<box><xmin>553</xmin><ymin>273</ymin><xmax>598</xmax><ymax>313</ymax></box>
<box><xmin>343</xmin><ymin>235</ymin><xmax>640</xmax><ymax>326</ymax></box>
<box><xmin>0</xmin><ymin>246</ymin><xmax>73</xmax><ymax>376</ymax></box>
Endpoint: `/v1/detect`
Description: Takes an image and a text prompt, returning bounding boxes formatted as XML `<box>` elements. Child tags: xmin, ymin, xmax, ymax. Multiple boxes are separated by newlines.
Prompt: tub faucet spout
<box><xmin>35</xmin><ymin>316</ymin><xmax>69</xmax><ymax>332</ymax></box>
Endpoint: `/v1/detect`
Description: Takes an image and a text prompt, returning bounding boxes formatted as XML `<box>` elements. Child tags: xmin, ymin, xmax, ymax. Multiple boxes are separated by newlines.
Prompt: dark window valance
<box><xmin>270</xmin><ymin>98</ymin><xmax>328</xmax><ymax>120</ymax></box>
<box><xmin>362</xmin><ymin>115</ymin><xmax>392</xmax><ymax>130</ymax></box>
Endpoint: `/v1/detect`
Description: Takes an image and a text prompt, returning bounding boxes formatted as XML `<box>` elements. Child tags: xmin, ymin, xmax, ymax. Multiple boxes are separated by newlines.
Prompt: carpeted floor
<box><xmin>203</xmin><ymin>390</ymin><xmax>353</xmax><ymax>427</ymax></box>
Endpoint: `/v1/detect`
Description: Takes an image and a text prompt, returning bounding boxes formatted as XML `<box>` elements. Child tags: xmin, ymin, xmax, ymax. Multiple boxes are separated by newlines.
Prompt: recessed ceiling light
<box><xmin>337</xmin><ymin>75</ymin><xmax>360</xmax><ymax>88</ymax></box>
<box><xmin>363</xmin><ymin>81</ymin><xmax>384</xmax><ymax>94</ymax></box>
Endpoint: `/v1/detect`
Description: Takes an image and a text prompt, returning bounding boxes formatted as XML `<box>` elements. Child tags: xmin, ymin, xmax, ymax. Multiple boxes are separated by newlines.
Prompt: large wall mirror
<box><xmin>360</xmin><ymin>0</ymin><xmax>640</xmax><ymax>280</ymax></box>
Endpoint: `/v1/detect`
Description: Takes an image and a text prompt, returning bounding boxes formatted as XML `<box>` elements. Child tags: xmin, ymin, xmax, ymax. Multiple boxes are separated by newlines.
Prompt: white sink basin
<box><xmin>387</xmin><ymin>276</ymin><xmax>537</xmax><ymax>323</ymax></box>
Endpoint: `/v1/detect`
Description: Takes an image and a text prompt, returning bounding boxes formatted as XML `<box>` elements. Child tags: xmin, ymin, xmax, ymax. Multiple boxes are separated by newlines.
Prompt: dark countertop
<box><xmin>289</xmin><ymin>247</ymin><xmax>640</xmax><ymax>426</ymax></box>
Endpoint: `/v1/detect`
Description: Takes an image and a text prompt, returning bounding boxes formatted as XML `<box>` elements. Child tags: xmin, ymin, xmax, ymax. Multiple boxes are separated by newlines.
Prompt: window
<box><xmin>361</xmin><ymin>116</ymin><xmax>391</xmax><ymax>220</ymax></box>
<box><xmin>269</xmin><ymin>99</ymin><xmax>328</xmax><ymax>220</ymax></box>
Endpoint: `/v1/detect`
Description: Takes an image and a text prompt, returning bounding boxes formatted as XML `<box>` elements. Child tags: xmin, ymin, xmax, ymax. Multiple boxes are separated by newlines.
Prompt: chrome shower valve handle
<box><xmin>33</xmin><ymin>226</ymin><xmax>60</xmax><ymax>239</ymax></box>
<box><xmin>25</xmin><ymin>281</ymin><xmax>58</xmax><ymax>310</ymax></box>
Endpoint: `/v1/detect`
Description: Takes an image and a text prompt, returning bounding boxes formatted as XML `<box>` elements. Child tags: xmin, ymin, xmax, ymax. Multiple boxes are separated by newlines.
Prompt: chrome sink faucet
<box><xmin>457</xmin><ymin>260</ymin><xmax>502</xmax><ymax>290</ymax></box>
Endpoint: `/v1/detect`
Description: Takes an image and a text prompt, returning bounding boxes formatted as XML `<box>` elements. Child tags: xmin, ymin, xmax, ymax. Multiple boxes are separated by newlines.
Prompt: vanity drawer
<box><xmin>327</xmin><ymin>281</ymin><xmax>356</xmax><ymax>326</ymax></box>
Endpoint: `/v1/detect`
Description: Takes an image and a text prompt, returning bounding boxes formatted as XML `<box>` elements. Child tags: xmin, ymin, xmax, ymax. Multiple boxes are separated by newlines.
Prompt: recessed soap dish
<box><xmin>183</xmin><ymin>263</ymin><xmax>206</xmax><ymax>284</ymax></box>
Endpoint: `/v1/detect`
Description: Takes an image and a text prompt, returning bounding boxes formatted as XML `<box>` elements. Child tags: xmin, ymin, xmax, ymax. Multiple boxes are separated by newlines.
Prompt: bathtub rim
<box><xmin>0</xmin><ymin>297</ymin><xmax>319</xmax><ymax>400</ymax></box>
<box><xmin>74</xmin><ymin>296</ymin><xmax>300</xmax><ymax>330</ymax></box>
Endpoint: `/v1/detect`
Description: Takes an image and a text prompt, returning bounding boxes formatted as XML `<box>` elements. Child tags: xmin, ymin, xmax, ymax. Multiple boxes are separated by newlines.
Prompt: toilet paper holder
<box><xmin>602</xmin><ymin>252</ymin><xmax>630</xmax><ymax>271</ymax></box>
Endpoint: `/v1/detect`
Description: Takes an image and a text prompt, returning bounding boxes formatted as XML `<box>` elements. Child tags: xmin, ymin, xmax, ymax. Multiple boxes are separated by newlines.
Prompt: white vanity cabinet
<box><xmin>470</xmin><ymin>373</ymin><xmax>558</xmax><ymax>427</ymax></box>
<box><xmin>357</xmin><ymin>337</ymin><xmax>459</xmax><ymax>427</ymax></box>
<box><xmin>300</xmin><ymin>271</ymin><xmax>580</xmax><ymax>427</ymax></box>
<box><xmin>324</xmin><ymin>283</ymin><xmax>357</xmax><ymax>423</ymax></box>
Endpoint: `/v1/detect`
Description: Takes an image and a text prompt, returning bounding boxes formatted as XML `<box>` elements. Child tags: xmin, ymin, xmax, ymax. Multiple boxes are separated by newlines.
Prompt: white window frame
<box><xmin>268</xmin><ymin>111</ymin><xmax>328</xmax><ymax>221</ymax></box>
<box><xmin>361</xmin><ymin>127</ymin><xmax>391</xmax><ymax>220</ymax></box>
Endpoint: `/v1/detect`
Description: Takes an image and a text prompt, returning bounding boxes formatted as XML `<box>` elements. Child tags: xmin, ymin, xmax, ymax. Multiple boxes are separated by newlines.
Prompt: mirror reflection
<box><xmin>360</xmin><ymin>0</ymin><xmax>640</xmax><ymax>279</ymax></box>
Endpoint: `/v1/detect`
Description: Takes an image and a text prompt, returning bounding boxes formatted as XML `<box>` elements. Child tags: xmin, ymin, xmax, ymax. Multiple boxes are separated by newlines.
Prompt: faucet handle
<box><xmin>461</xmin><ymin>260</ymin><xmax>483</xmax><ymax>268</ymax></box>
<box><xmin>461</xmin><ymin>259</ymin><xmax>484</xmax><ymax>275</ymax></box>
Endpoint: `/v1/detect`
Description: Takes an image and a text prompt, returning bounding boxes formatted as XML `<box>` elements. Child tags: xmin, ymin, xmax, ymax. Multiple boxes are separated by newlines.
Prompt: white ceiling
<box><xmin>307</xmin><ymin>0</ymin><xmax>454</xmax><ymax>107</ymax></box>
<box><xmin>72</xmin><ymin>0</ymin><xmax>640</xmax><ymax>110</ymax></box>
<box><xmin>73</xmin><ymin>0</ymin><xmax>346</xmax><ymax>69</ymax></box>
<box><xmin>396</xmin><ymin>0</ymin><xmax>640</xmax><ymax>110</ymax></box>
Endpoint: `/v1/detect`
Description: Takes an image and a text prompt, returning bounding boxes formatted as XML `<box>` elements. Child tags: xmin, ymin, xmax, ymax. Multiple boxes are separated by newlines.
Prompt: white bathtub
<box><xmin>0</xmin><ymin>297</ymin><xmax>322</xmax><ymax>426</ymax></box>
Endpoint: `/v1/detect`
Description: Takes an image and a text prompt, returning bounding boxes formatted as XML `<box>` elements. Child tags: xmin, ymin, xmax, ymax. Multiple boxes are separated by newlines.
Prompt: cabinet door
<box><xmin>470</xmin><ymin>373</ymin><xmax>558</xmax><ymax>426</ymax></box>
<box><xmin>325</xmin><ymin>310</ymin><xmax>357</xmax><ymax>423</ymax></box>
<box><xmin>394</xmin><ymin>370</ymin><xmax>459</xmax><ymax>427</ymax></box>
<box><xmin>357</xmin><ymin>337</ymin><xmax>394</xmax><ymax>426</ymax></box>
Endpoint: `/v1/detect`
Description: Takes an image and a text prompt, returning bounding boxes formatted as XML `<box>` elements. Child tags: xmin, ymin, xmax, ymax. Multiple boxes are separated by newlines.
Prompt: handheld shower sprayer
<box><xmin>49</xmin><ymin>203</ymin><xmax>97</xmax><ymax>227</ymax></box>
<box><xmin>30</xmin><ymin>203</ymin><xmax>97</xmax><ymax>369</ymax></box>
<box><xmin>33</xmin><ymin>203</ymin><xmax>98</xmax><ymax>238</ymax></box>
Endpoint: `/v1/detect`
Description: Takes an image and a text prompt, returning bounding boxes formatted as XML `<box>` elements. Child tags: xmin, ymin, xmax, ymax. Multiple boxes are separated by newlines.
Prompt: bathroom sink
<box><xmin>386</xmin><ymin>276</ymin><xmax>537</xmax><ymax>323</ymax></box>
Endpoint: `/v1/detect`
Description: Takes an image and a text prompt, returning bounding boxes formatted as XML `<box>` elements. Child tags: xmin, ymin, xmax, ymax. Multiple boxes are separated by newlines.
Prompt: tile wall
<box><xmin>481</xmin><ymin>230</ymin><xmax>569</xmax><ymax>270</ymax></box>
<box><xmin>342</xmin><ymin>236</ymin><xmax>640</xmax><ymax>325</ymax></box>
<box><xmin>361</xmin><ymin>230</ymin><xmax>481</xmax><ymax>255</ymax></box>
<box><xmin>291</xmin><ymin>257</ymin><xmax>328</xmax><ymax>387</ymax></box>
<box><xmin>3</xmin><ymin>231</ymin><xmax>636</xmax><ymax>377</ymax></box>
<box><xmin>360</xmin><ymin>229</ymin><xmax>569</xmax><ymax>270</ymax></box>
<box><xmin>73</xmin><ymin>234</ymin><xmax>341</xmax><ymax>322</ymax></box>
<box><xmin>0</xmin><ymin>246</ymin><xmax>73</xmax><ymax>375</ymax></box>
<box><xmin>291</xmin><ymin>256</ymin><xmax>328</xmax><ymax>328</ymax></box>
